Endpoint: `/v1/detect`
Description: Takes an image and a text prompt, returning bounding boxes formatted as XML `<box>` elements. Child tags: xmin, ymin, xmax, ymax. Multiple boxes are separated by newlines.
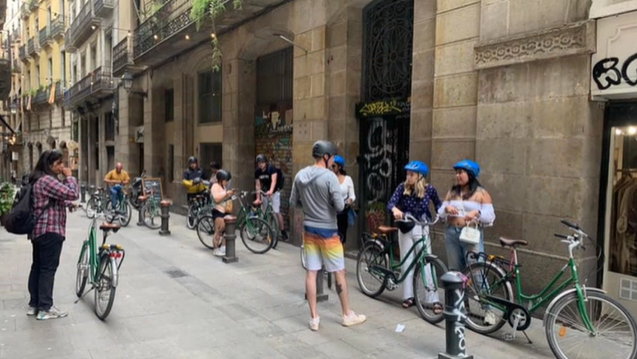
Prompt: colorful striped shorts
<box><xmin>303</xmin><ymin>231</ymin><xmax>345</xmax><ymax>272</ymax></box>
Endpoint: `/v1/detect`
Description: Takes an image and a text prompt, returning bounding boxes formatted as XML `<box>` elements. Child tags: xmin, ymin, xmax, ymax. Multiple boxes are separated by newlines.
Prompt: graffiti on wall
<box><xmin>592</xmin><ymin>52</ymin><xmax>637</xmax><ymax>90</ymax></box>
<box><xmin>356</xmin><ymin>99</ymin><xmax>411</xmax><ymax>118</ymax></box>
<box><xmin>255</xmin><ymin>104</ymin><xmax>294</xmax><ymax>232</ymax></box>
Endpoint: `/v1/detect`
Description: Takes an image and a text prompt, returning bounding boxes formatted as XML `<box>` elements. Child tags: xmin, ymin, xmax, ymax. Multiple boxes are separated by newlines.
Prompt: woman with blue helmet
<box><xmin>437</xmin><ymin>159</ymin><xmax>496</xmax><ymax>324</ymax></box>
<box><xmin>387</xmin><ymin>160</ymin><xmax>442</xmax><ymax>311</ymax></box>
<box><xmin>331</xmin><ymin>155</ymin><xmax>356</xmax><ymax>245</ymax></box>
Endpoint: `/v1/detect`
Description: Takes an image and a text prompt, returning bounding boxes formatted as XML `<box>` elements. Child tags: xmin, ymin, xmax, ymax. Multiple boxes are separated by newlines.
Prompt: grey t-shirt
<box><xmin>289</xmin><ymin>166</ymin><xmax>344</xmax><ymax>229</ymax></box>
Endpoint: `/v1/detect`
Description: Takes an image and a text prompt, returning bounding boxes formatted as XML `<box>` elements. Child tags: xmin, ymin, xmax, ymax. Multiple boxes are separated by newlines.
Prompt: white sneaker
<box><xmin>219</xmin><ymin>246</ymin><xmax>226</xmax><ymax>256</ymax></box>
<box><xmin>36</xmin><ymin>306</ymin><xmax>68</xmax><ymax>320</ymax></box>
<box><xmin>484</xmin><ymin>311</ymin><xmax>496</xmax><ymax>325</ymax></box>
<box><xmin>26</xmin><ymin>306</ymin><xmax>37</xmax><ymax>316</ymax></box>
<box><xmin>309</xmin><ymin>316</ymin><xmax>320</xmax><ymax>331</ymax></box>
<box><xmin>342</xmin><ymin>310</ymin><xmax>366</xmax><ymax>327</ymax></box>
<box><xmin>213</xmin><ymin>249</ymin><xmax>223</xmax><ymax>257</ymax></box>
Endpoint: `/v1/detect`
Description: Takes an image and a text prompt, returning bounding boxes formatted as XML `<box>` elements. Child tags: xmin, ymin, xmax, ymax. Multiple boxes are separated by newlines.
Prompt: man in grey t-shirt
<box><xmin>290</xmin><ymin>140</ymin><xmax>366</xmax><ymax>331</ymax></box>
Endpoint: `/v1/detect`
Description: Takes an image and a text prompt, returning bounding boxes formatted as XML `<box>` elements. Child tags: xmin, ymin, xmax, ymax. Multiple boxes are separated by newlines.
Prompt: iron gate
<box><xmin>357</xmin><ymin>0</ymin><xmax>414</xmax><ymax>233</ymax></box>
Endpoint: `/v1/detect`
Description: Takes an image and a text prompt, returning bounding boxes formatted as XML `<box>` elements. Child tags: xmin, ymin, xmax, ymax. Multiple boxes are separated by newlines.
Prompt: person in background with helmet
<box><xmin>387</xmin><ymin>160</ymin><xmax>442</xmax><ymax>311</ymax></box>
<box><xmin>210</xmin><ymin>170</ymin><xmax>234</xmax><ymax>257</ymax></box>
<box><xmin>290</xmin><ymin>140</ymin><xmax>366</xmax><ymax>331</ymax></box>
<box><xmin>182</xmin><ymin>156</ymin><xmax>207</xmax><ymax>204</ymax></box>
<box><xmin>437</xmin><ymin>159</ymin><xmax>496</xmax><ymax>324</ymax></box>
<box><xmin>254</xmin><ymin>154</ymin><xmax>287</xmax><ymax>240</ymax></box>
<box><xmin>331</xmin><ymin>155</ymin><xmax>356</xmax><ymax>244</ymax></box>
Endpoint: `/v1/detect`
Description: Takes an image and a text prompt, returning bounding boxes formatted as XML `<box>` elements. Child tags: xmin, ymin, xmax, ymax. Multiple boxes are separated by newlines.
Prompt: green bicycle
<box><xmin>196</xmin><ymin>190</ymin><xmax>275</xmax><ymax>254</ymax></box>
<box><xmin>462</xmin><ymin>219</ymin><xmax>636</xmax><ymax>359</ymax></box>
<box><xmin>139</xmin><ymin>189</ymin><xmax>161</xmax><ymax>229</ymax></box>
<box><xmin>75</xmin><ymin>207</ymin><xmax>125</xmax><ymax>321</ymax></box>
<box><xmin>105</xmin><ymin>187</ymin><xmax>132</xmax><ymax>227</ymax></box>
<box><xmin>356</xmin><ymin>214</ymin><xmax>448</xmax><ymax>324</ymax></box>
<box><xmin>253</xmin><ymin>190</ymin><xmax>281</xmax><ymax>249</ymax></box>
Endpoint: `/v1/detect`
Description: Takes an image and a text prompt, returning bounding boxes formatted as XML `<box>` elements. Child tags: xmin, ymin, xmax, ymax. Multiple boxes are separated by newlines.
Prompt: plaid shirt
<box><xmin>32</xmin><ymin>175</ymin><xmax>79</xmax><ymax>239</ymax></box>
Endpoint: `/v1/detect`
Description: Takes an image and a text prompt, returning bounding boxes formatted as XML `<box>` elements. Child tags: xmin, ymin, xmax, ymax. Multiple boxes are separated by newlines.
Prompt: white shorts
<box><xmin>265</xmin><ymin>191</ymin><xmax>281</xmax><ymax>213</ymax></box>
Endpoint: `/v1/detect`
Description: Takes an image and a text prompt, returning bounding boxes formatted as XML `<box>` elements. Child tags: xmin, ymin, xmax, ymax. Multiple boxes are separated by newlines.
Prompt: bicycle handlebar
<box><xmin>397</xmin><ymin>214</ymin><xmax>439</xmax><ymax>226</ymax></box>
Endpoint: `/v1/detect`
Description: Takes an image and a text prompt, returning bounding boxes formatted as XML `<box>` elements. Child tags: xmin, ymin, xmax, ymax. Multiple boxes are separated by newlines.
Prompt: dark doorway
<box><xmin>357</xmin><ymin>0</ymin><xmax>414</xmax><ymax>233</ymax></box>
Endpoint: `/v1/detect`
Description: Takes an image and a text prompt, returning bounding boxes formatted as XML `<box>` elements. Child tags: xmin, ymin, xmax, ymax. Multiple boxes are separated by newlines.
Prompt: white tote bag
<box><xmin>458</xmin><ymin>201</ymin><xmax>480</xmax><ymax>245</ymax></box>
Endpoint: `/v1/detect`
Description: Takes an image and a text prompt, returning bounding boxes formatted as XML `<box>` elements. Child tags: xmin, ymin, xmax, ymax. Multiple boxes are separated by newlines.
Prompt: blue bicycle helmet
<box><xmin>404</xmin><ymin>161</ymin><xmax>429</xmax><ymax>177</ymax></box>
<box><xmin>333</xmin><ymin>155</ymin><xmax>345</xmax><ymax>167</ymax></box>
<box><xmin>452</xmin><ymin>159</ymin><xmax>480</xmax><ymax>178</ymax></box>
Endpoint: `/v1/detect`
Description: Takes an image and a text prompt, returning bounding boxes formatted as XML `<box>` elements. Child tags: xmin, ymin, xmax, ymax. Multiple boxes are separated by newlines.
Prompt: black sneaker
<box><xmin>281</xmin><ymin>230</ymin><xmax>288</xmax><ymax>240</ymax></box>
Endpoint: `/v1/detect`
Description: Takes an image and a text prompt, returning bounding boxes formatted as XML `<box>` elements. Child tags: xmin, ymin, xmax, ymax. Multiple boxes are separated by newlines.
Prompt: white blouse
<box><xmin>339</xmin><ymin>175</ymin><xmax>356</xmax><ymax>203</ymax></box>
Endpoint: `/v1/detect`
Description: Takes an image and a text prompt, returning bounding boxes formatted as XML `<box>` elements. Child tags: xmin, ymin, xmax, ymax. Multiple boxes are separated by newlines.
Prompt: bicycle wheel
<box><xmin>186</xmin><ymin>203</ymin><xmax>198</xmax><ymax>230</ymax></box>
<box><xmin>413</xmin><ymin>256</ymin><xmax>448</xmax><ymax>324</ymax></box>
<box><xmin>142</xmin><ymin>203</ymin><xmax>162</xmax><ymax>229</ymax></box>
<box><xmin>545</xmin><ymin>291</ymin><xmax>637</xmax><ymax>359</ymax></box>
<box><xmin>240</xmin><ymin>217</ymin><xmax>275</xmax><ymax>254</ymax></box>
<box><xmin>461</xmin><ymin>260</ymin><xmax>513</xmax><ymax>334</ymax></box>
<box><xmin>266</xmin><ymin>213</ymin><xmax>280</xmax><ymax>249</ymax></box>
<box><xmin>86</xmin><ymin>198</ymin><xmax>98</xmax><ymax>218</ymax></box>
<box><xmin>196</xmin><ymin>215</ymin><xmax>216</xmax><ymax>250</ymax></box>
<box><xmin>356</xmin><ymin>241</ymin><xmax>388</xmax><ymax>298</ymax></box>
<box><xmin>94</xmin><ymin>254</ymin><xmax>117</xmax><ymax>320</ymax></box>
<box><xmin>119</xmin><ymin>201</ymin><xmax>132</xmax><ymax>227</ymax></box>
<box><xmin>75</xmin><ymin>242</ymin><xmax>89</xmax><ymax>297</ymax></box>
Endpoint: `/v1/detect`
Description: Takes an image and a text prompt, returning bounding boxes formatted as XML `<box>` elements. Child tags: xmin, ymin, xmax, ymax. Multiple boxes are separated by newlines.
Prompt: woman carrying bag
<box><xmin>387</xmin><ymin>160</ymin><xmax>442</xmax><ymax>310</ymax></box>
<box><xmin>331</xmin><ymin>156</ymin><xmax>356</xmax><ymax>244</ymax></box>
<box><xmin>437</xmin><ymin>159</ymin><xmax>496</xmax><ymax>324</ymax></box>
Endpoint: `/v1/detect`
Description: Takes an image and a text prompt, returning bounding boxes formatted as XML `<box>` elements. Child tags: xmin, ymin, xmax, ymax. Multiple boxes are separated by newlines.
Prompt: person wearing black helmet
<box><xmin>209</xmin><ymin>170</ymin><xmax>234</xmax><ymax>257</ymax></box>
<box><xmin>182</xmin><ymin>156</ymin><xmax>207</xmax><ymax>204</ymax></box>
<box><xmin>254</xmin><ymin>154</ymin><xmax>287</xmax><ymax>240</ymax></box>
<box><xmin>290</xmin><ymin>140</ymin><xmax>366</xmax><ymax>331</ymax></box>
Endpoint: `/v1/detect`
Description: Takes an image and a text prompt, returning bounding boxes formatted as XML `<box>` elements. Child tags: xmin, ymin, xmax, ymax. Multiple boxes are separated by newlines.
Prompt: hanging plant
<box><xmin>190</xmin><ymin>0</ymin><xmax>243</xmax><ymax>72</ymax></box>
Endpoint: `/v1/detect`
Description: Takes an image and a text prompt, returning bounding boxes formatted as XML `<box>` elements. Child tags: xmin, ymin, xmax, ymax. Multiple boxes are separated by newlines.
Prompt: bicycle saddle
<box><xmin>499</xmin><ymin>237</ymin><xmax>528</xmax><ymax>247</ymax></box>
<box><xmin>377</xmin><ymin>226</ymin><xmax>398</xmax><ymax>234</ymax></box>
<box><xmin>100</xmin><ymin>222</ymin><xmax>121</xmax><ymax>233</ymax></box>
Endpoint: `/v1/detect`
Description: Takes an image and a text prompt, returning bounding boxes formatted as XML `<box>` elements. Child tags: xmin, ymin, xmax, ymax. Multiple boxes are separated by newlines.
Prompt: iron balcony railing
<box><xmin>133</xmin><ymin>0</ymin><xmax>192</xmax><ymax>58</ymax></box>
<box><xmin>69</xmin><ymin>0</ymin><xmax>96</xmax><ymax>46</ymax></box>
<box><xmin>67</xmin><ymin>67</ymin><xmax>116</xmax><ymax>106</ymax></box>
<box><xmin>19</xmin><ymin>45</ymin><xmax>27</xmax><ymax>60</ymax></box>
<box><xmin>27</xmin><ymin>37</ymin><xmax>38</xmax><ymax>54</ymax></box>
<box><xmin>50</xmin><ymin>18</ymin><xmax>65</xmax><ymax>39</ymax></box>
<box><xmin>32</xmin><ymin>87</ymin><xmax>49</xmax><ymax>105</ymax></box>
<box><xmin>39</xmin><ymin>26</ymin><xmax>49</xmax><ymax>46</ymax></box>
<box><xmin>20</xmin><ymin>3</ymin><xmax>30</xmax><ymax>18</ymax></box>
<box><xmin>112</xmin><ymin>37</ymin><xmax>131</xmax><ymax>74</ymax></box>
<box><xmin>94</xmin><ymin>0</ymin><xmax>115</xmax><ymax>17</ymax></box>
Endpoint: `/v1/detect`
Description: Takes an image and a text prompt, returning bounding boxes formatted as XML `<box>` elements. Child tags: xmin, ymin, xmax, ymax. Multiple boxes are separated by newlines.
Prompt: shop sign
<box><xmin>591</xmin><ymin>10</ymin><xmax>637</xmax><ymax>99</ymax></box>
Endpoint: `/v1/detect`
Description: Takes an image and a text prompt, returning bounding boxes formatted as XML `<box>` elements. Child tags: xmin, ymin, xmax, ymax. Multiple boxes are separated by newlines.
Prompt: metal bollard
<box><xmin>222</xmin><ymin>215</ymin><xmax>238</xmax><ymax>263</ymax></box>
<box><xmin>159</xmin><ymin>200</ymin><xmax>171</xmax><ymax>235</ymax></box>
<box><xmin>438</xmin><ymin>271</ymin><xmax>474</xmax><ymax>359</ymax></box>
<box><xmin>304</xmin><ymin>266</ymin><xmax>329</xmax><ymax>303</ymax></box>
<box><xmin>80</xmin><ymin>184</ymin><xmax>86</xmax><ymax>203</ymax></box>
<box><xmin>89</xmin><ymin>184</ymin><xmax>95</xmax><ymax>194</ymax></box>
<box><xmin>137</xmin><ymin>196</ymin><xmax>147</xmax><ymax>226</ymax></box>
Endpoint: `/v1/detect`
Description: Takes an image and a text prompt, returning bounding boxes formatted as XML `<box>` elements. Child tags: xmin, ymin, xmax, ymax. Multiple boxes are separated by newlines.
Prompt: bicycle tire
<box><xmin>413</xmin><ymin>256</ymin><xmax>448</xmax><ymax>324</ymax></box>
<box><xmin>142</xmin><ymin>203</ymin><xmax>162</xmax><ymax>229</ymax></box>
<box><xmin>266</xmin><ymin>213</ymin><xmax>280</xmax><ymax>249</ymax></box>
<box><xmin>196</xmin><ymin>215</ymin><xmax>216</xmax><ymax>250</ymax></box>
<box><xmin>461</xmin><ymin>260</ymin><xmax>513</xmax><ymax>334</ymax></box>
<box><xmin>186</xmin><ymin>203</ymin><xmax>198</xmax><ymax>230</ymax></box>
<box><xmin>75</xmin><ymin>242</ymin><xmax>89</xmax><ymax>297</ymax></box>
<box><xmin>356</xmin><ymin>241</ymin><xmax>388</xmax><ymax>298</ymax></box>
<box><xmin>119</xmin><ymin>201</ymin><xmax>132</xmax><ymax>227</ymax></box>
<box><xmin>545</xmin><ymin>291</ymin><xmax>637</xmax><ymax>359</ymax></box>
<box><xmin>86</xmin><ymin>198</ymin><xmax>98</xmax><ymax>219</ymax></box>
<box><xmin>240</xmin><ymin>217</ymin><xmax>275</xmax><ymax>254</ymax></box>
<box><xmin>94</xmin><ymin>255</ymin><xmax>117</xmax><ymax>320</ymax></box>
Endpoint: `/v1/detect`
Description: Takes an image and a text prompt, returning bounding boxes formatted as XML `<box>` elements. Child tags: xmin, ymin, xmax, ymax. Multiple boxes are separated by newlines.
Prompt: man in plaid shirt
<box><xmin>27</xmin><ymin>150</ymin><xmax>79</xmax><ymax>320</ymax></box>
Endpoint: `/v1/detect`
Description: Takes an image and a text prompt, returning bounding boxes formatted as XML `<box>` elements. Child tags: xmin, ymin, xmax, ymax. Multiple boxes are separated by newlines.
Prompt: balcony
<box><xmin>133</xmin><ymin>0</ymin><xmax>289</xmax><ymax>68</ymax></box>
<box><xmin>0</xmin><ymin>59</ymin><xmax>10</xmax><ymax>99</ymax></box>
<box><xmin>93</xmin><ymin>0</ymin><xmax>114</xmax><ymax>18</ymax></box>
<box><xmin>66</xmin><ymin>67</ymin><xmax>116</xmax><ymax>108</ymax></box>
<box><xmin>39</xmin><ymin>26</ymin><xmax>54</xmax><ymax>49</ymax></box>
<box><xmin>68</xmin><ymin>0</ymin><xmax>100</xmax><ymax>49</ymax></box>
<box><xmin>27</xmin><ymin>37</ymin><xmax>40</xmax><ymax>56</ymax></box>
<box><xmin>113</xmin><ymin>37</ymin><xmax>139</xmax><ymax>77</ymax></box>
<box><xmin>64</xmin><ymin>30</ymin><xmax>77</xmax><ymax>52</ymax></box>
<box><xmin>32</xmin><ymin>86</ymin><xmax>50</xmax><ymax>107</ymax></box>
<box><xmin>50</xmin><ymin>18</ymin><xmax>65</xmax><ymax>40</ymax></box>
<box><xmin>19</xmin><ymin>45</ymin><xmax>27</xmax><ymax>61</ymax></box>
<box><xmin>20</xmin><ymin>3</ymin><xmax>30</xmax><ymax>18</ymax></box>
<box><xmin>28</xmin><ymin>0</ymin><xmax>37</xmax><ymax>11</ymax></box>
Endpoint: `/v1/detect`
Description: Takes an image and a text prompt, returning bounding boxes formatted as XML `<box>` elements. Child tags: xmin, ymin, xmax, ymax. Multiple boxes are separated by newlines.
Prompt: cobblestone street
<box><xmin>0</xmin><ymin>210</ymin><xmax>557</xmax><ymax>359</ymax></box>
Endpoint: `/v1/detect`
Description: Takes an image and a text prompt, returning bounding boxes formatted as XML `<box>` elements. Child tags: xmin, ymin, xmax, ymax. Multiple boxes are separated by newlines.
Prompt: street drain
<box><xmin>164</xmin><ymin>269</ymin><xmax>189</xmax><ymax>278</ymax></box>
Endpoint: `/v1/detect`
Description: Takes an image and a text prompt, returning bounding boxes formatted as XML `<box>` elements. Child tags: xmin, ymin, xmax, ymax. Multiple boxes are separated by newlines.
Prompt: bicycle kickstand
<box><xmin>74</xmin><ymin>286</ymin><xmax>95</xmax><ymax>304</ymax></box>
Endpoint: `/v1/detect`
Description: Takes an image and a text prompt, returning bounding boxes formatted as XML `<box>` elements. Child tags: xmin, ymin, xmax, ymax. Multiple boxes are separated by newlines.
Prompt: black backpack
<box><xmin>4</xmin><ymin>181</ymin><xmax>52</xmax><ymax>235</ymax></box>
<box><xmin>273</xmin><ymin>166</ymin><xmax>285</xmax><ymax>191</ymax></box>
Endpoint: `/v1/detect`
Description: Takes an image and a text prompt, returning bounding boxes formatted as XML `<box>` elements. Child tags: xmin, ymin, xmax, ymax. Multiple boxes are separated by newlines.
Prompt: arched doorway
<box><xmin>356</xmin><ymin>0</ymin><xmax>414</xmax><ymax>232</ymax></box>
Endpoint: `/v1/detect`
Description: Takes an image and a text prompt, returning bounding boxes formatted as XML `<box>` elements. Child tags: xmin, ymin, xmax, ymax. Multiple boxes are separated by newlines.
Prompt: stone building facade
<box><xmin>74</xmin><ymin>0</ymin><xmax>637</xmax><ymax>314</ymax></box>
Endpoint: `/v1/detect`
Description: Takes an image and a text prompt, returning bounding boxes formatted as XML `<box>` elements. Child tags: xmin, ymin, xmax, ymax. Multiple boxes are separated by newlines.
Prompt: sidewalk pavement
<box><xmin>0</xmin><ymin>210</ymin><xmax>556</xmax><ymax>359</ymax></box>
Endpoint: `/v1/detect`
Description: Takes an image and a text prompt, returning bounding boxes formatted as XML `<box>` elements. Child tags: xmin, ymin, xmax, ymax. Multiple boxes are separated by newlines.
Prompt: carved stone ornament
<box><xmin>475</xmin><ymin>20</ymin><xmax>596</xmax><ymax>69</ymax></box>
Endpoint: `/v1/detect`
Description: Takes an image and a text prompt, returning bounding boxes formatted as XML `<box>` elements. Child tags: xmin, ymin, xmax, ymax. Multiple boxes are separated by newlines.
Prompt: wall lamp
<box><xmin>121</xmin><ymin>71</ymin><xmax>147</xmax><ymax>98</ymax></box>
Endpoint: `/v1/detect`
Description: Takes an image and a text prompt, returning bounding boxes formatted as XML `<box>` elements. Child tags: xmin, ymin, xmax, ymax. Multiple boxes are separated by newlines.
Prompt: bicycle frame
<box><xmin>79</xmin><ymin>218</ymin><xmax>123</xmax><ymax>286</ymax></box>
<box><xmin>384</xmin><ymin>235</ymin><xmax>430</xmax><ymax>284</ymax></box>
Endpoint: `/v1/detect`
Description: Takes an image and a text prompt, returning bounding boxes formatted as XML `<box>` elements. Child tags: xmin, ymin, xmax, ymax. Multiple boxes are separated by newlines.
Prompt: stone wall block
<box><xmin>490</xmin><ymin>209</ymin><xmax>524</xmax><ymax>244</ymax></box>
<box><xmin>526</xmin><ymin>138</ymin><xmax>585</xmax><ymax>178</ymax></box>
<box><xmin>509</xmin><ymin>0</ymin><xmax>571</xmax><ymax>37</ymax></box>
<box><xmin>477</xmin><ymin>137</ymin><xmax>528</xmax><ymax>175</ymax></box>
<box><xmin>311</xmin><ymin>118</ymin><xmax>327</xmax><ymax>139</ymax></box>
<box><xmin>293</xmin><ymin>56</ymin><xmax>308</xmax><ymax>79</ymax></box>
<box><xmin>433</xmin><ymin>72</ymin><xmax>478</xmax><ymax>108</ymax></box>
<box><xmin>479</xmin><ymin>172</ymin><xmax>527</xmax><ymax>213</ymax></box>
<box><xmin>294</xmin><ymin>77</ymin><xmax>311</xmax><ymax>99</ymax></box>
<box><xmin>434</xmin><ymin>39</ymin><xmax>478</xmax><ymax>76</ymax></box>
<box><xmin>412</xmin><ymin>49</ymin><xmax>435</xmax><ymax>82</ymax></box>
<box><xmin>480</xmin><ymin>1</ymin><xmax>509</xmax><ymax>42</ymax></box>
<box><xmin>438</xmin><ymin>0</ymin><xmax>481</xmax><ymax>14</ymax></box>
<box><xmin>307</xmin><ymin>50</ymin><xmax>326</xmax><ymax>76</ymax></box>
<box><xmin>327</xmin><ymin>20</ymin><xmax>347</xmax><ymax>47</ymax></box>
<box><xmin>310</xmin><ymin>74</ymin><xmax>325</xmax><ymax>97</ymax></box>
<box><xmin>309</xmin><ymin>96</ymin><xmax>326</xmax><ymax>120</ymax></box>
<box><xmin>413</xmin><ymin>19</ymin><xmax>437</xmax><ymax>52</ymax></box>
<box><xmin>294</xmin><ymin>120</ymin><xmax>311</xmax><ymax>142</ymax></box>
<box><xmin>431</xmin><ymin>138</ymin><xmax>475</xmax><ymax>169</ymax></box>
<box><xmin>525</xmin><ymin>176</ymin><xmax>584</xmax><ymax>218</ymax></box>
<box><xmin>328</xmin><ymin>46</ymin><xmax>347</xmax><ymax>73</ymax></box>
<box><xmin>411</xmin><ymin>108</ymin><xmax>433</xmax><ymax>139</ymax></box>
<box><xmin>411</xmin><ymin>80</ymin><xmax>435</xmax><ymax>110</ymax></box>
<box><xmin>435</xmin><ymin>3</ymin><xmax>480</xmax><ymax>45</ymax></box>
<box><xmin>329</xmin><ymin>71</ymin><xmax>346</xmax><ymax>96</ymax></box>
<box><xmin>409</xmin><ymin>140</ymin><xmax>433</xmax><ymax>166</ymax></box>
<box><xmin>433</xmin><ymin>106</ymin><xmax>477</xmax><ymax>138</ymax></box>
<box><xmin>476</xmin><ymin>102</ymin><xmax>531</xmax><ymax>139</ymax></box>
<box><xmin>311</xmin><ymin>26</ymin><xmax>326</xmax><ymax>52</ymax></box>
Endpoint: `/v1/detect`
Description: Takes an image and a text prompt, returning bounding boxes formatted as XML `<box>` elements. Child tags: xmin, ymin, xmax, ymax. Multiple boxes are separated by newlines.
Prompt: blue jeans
<box><xmin>110</xmin><ymin>187</ymin><xmax>122</xmax><ymax>209</ymax></box>
<box><xmin>444</xmin><ymin>226</ymin><xmax>484</xmax><ymax>271</ymax></box>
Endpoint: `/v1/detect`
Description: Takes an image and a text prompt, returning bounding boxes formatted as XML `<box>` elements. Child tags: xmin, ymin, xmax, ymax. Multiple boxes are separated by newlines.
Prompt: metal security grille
<box><xmin>257</xmin><ymin>47</ymin><xmax>293</xmax><ymax>105</ymax></box>
<box><xmin>362</xmin><ymin>0</ymin><xmax>414</xmax><ymax>102</ymax></box>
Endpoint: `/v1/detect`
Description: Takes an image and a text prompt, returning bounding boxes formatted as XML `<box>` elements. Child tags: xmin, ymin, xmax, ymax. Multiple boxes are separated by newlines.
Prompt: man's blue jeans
<box><xmin>110</xmin><ymin>186</ymin><xmax>122</xmax><ymax>209</ymax></box>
